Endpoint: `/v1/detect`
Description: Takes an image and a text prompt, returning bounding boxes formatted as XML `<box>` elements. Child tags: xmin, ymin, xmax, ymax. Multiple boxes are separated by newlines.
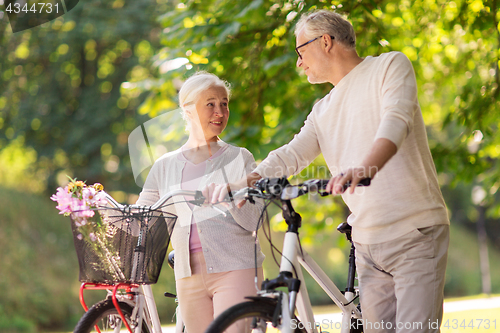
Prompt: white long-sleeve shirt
<box><xmin>255</xmin><ymin>51</ymin><xmax>449</xmax><ymax>244</ymax></box>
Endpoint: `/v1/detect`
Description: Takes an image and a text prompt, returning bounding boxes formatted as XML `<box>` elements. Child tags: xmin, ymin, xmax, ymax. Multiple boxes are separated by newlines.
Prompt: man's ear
<box><xmin>323</xmin><ymin>35</ymin><xmax>334</xmax><ymax>52</ymax></box>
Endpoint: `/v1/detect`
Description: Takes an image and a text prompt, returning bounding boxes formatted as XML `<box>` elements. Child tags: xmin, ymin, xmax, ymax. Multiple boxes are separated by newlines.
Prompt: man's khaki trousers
<box><xmin>354</xmin><ymin>224</ymin><xmax>449</xmax><ymax>333</ymax></box>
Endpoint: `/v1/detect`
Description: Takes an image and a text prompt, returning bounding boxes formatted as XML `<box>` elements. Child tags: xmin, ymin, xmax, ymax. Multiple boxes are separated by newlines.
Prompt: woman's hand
<box><xmin>202</xmin><ymin>183</ymin><xmax>231</xmax><ymax>204</ymax></box>
<box><xmin>202</xmin><ymin>173</ymin><xmax>261</xmax><ymax>208</ymax></box>
<box><xmin>202</xmin><ymin>182</ymin><xmax>247</xmax><ymax>208</ymax></box>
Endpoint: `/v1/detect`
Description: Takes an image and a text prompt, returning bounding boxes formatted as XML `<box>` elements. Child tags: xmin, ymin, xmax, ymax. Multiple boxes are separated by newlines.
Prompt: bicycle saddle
<box><xmin>337</xmin><ymin>222</ymin><xmax>352</xmax><ymax>234</ymax></box>
<box><xmin>167</xmin><ymin>250</ymin><xmax>175</xmax><ymax>269</ymax></box>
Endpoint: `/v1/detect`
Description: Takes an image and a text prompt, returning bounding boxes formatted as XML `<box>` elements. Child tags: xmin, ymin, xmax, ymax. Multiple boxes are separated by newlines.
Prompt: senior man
<box><xmin>205</xmin><ymin>9</ymin><xmax>449</xmax><ymax>333</ymax></box>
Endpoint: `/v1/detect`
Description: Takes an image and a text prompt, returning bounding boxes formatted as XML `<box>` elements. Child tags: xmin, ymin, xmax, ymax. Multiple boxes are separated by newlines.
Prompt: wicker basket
<box><xmin>71</xmin><ymin>207</ymin><xmax>177</xmax><ymax>284</ymax></box>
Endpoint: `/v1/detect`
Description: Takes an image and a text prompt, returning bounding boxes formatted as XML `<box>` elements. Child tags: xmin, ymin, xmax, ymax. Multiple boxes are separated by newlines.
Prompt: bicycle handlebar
<box><xmin>101</xmin><ymin>189</ymin><xmax>203</xmax><ymax>211</ymax></box>
<box><xmin>230</xmin><ymin>177</ymin><xmax>371</xmax><ymax>202</ymax></box>
<box><xmin>101</xmin><ymin>177</ymin><xmax>371</xmax><ymax>211</ymax></box>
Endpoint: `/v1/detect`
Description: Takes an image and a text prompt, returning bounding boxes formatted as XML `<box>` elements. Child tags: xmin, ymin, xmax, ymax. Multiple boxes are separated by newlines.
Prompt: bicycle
<box><xmin>72</xmin><ymin>189</ymin><xmax>210</xmax><ymax>333</ymax></box>
<box><xmin>205</xmin><ymin>176</ymin><xmax>370</xmax><ymax>333</ymax></box>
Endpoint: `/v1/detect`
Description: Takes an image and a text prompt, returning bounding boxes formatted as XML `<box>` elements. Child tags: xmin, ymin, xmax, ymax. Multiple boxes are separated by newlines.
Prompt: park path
<box><xmin>161</xmin><ymin>296</ymin><xmax>500</xmax><ymax>332</ymax></box>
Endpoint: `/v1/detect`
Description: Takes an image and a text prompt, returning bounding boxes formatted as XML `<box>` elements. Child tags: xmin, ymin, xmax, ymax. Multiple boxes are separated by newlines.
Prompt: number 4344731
<box><xmin>443</xmin><ymin>319</ymin><xmax>497</xmax><ymax>330</ymax></box>
<box><xmin>5</xmin><ymin>2</ymin><xmax>60</xmax><ymax>14</ymax></box>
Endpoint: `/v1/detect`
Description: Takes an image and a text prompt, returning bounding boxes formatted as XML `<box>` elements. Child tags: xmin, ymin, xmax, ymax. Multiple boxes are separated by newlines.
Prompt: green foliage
<box><xmin>445</xmin><ymin>221</ymin><xmax>500</xmax><ymax>296</ymax></box>
<box><xmin>0</xmin><ymin>0</ymin><xmax>173</xmax><ymax>193</ymax></box>
<box><xmin>0</xmin><ymin>315</ymin><xmax>36</xmax><ymax>333</ymax></box>
<box><xmin>0</xmin><ymin>187</ymin><xmax>80</xmax><ymax>331</ymax></box>
<box><xmin>0</xmin><ymin>136</ymin><xmax>46</xmax><ymax>193</ymax></box>
<box><xmin>367</xmin><ymin>0</ymin><xmax>500</xmax><ymax>213</ymax></box>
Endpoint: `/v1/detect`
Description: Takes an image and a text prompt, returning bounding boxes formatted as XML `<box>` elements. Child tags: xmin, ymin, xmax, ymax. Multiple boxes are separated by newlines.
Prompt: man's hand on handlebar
<box><xmin>326</xmin><ymin>167</ymin><xmax>375</xmax><ymax>195</ymax></box>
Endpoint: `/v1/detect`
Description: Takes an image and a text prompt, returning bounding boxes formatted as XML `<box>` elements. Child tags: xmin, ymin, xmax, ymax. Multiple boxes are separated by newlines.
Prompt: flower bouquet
<box><xmin>51</xmin><ymin>178</ymin><xmax>126</xmax><ymax>282</ymax></box>
<box><xmin>51</xmin><ymin>178</ymin><xmax>176</xmax><ymax>284</ymax></box>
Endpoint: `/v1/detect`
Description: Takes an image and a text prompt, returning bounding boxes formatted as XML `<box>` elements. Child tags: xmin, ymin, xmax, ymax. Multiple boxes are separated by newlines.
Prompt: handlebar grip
<box><xmin>342</xmin><ymin>178</ymin><xmax>371</xmax><ymax>191</ymax></box>
<box><xmin>302</xmin><ymin>178</ymin><xmax>370</xmax><ymax>193</ymax></box>
<box><xmin>227</xmin><ymin>188</ymin><xmax>255</xmax><ymax>201</ymax></box>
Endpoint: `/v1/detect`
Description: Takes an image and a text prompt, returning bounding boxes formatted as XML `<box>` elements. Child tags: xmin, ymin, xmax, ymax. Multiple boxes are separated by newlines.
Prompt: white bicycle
<box><xmin>72</xmin><ymin>189</ymin><xmax>211</xmax><ymax>333</ymax></box>
<box><xmin>205</xmin><ymin>176</ymin><xmax>370</xmax><ymax>333</ymax></box>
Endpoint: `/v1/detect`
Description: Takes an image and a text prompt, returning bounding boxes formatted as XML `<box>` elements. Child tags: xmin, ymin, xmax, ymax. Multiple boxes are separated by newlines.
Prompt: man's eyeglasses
<box><xmin>295</xmin><ymin>35</ymin><xmax>335</xmax><ymax>59</ymax></box>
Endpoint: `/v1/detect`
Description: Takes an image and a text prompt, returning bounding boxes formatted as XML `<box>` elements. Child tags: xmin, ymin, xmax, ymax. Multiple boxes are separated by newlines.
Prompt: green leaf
<box><xmin>263</xmin><ymin>53</ymin><xmax>294</xmax><ymax>76</ymax></box>
<box><xmin>218</xmin><ymin>22</ymin><xmax>242</xmax><ymax>42</ymax></box>
<box><xmin>235</xmin><ymin>0</ymin><xmax>264</xmax><ymax>19</ymax></box>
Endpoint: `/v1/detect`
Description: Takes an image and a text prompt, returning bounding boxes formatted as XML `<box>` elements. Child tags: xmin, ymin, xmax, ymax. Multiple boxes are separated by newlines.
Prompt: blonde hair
<box><xmin>294</xmin><ymin>10</ymin><xmax>356</xmax><ymax>50</ymax></box>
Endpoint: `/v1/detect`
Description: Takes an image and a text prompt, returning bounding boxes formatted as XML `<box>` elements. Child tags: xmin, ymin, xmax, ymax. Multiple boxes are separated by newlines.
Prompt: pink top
<box><xmin>179</xmin><ymin>145</ymin><xmax>226</xmax><ymax>253</ymax></box>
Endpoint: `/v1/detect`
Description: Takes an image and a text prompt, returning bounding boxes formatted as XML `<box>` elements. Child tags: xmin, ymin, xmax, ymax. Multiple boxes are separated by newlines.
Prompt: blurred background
<box><xmin>1</xmin><ymin>0</ymin><xmax>499</xmax><ymax>332</ymax></box>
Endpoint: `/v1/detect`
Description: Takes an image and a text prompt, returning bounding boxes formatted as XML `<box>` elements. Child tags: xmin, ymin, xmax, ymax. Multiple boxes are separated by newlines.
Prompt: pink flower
<box><xmin>82</xmin><ymin>187</ymin><xmax>98</xmax><ymax>206</ymax></box>
<box><xmin>94</xmin><ymin>191</ymin><xmax>108</xmax><ymax>208</ymax></box>
<box><xmin>51</xmin><ymin>187</ymin><xmax>67</xmax><ymax>201</ymax></box>
<box><xmin>89</xmin><ymin>233</ymin><xmax>97</xmax><ymax>242</ymax></box>
<box><xmin>51</xmin><ymin>187</ymin><xmax>74</xmax><ymax>215</ymax></box>
<box><xmin>51</xmin><ymin>182</ymin><xmax>107</xmax><ymax>236</ymax></box>
<box><xmin>69</xmin><ymin>198</ymin><xmax>95</xmax><ymax>220</ymax></box>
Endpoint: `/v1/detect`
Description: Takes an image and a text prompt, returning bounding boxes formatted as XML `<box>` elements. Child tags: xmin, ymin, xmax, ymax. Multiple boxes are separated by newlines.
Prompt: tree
<box><xmin>0</xmin><ymin>0</ymin><xmax>173</xmax><ymax>194</ymax></box>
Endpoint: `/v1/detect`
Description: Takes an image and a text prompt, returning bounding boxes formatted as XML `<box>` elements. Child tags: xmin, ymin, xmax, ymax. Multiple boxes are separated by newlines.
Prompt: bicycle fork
<box><xmin>259</xmin><ymin>231</ymin><xmax>318</xmax><ymax>333</ymax></box>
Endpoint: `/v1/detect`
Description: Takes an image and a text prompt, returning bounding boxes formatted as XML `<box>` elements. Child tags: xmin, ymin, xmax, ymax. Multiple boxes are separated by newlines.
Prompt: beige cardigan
<box><xmin>137</xmin><ymin>142</ymin><xmax>265</xmax><ymax>280</ymax></box>
<box><xmin>255</xmin><ymin>52</ymin><xmax>449</xmax><ymax>244</ymax></box>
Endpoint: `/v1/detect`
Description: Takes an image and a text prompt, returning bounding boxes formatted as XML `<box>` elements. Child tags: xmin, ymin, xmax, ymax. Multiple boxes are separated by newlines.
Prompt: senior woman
<box><xmin>136</xmin><ymin>71</ymin><xmax>265</xmax><ymax>333</ymax></box>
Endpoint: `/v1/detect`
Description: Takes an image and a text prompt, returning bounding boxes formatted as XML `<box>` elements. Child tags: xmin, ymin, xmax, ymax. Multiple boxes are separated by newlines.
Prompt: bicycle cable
<box><xmin>260</xmin><ymin>197</ymin><xmax>300</xmax><ymax>278</ymax></box>
<box><xmin>252</xmin><ymin>199</ymin><xmax>273</xmax><ymax>290</ymax></box>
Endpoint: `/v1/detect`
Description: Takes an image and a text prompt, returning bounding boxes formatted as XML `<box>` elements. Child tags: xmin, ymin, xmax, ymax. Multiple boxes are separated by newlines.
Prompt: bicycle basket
<box><xmin>70</xmin><ymin>207</ymin><xmax>177</xmax><ymax>284</ymax></box>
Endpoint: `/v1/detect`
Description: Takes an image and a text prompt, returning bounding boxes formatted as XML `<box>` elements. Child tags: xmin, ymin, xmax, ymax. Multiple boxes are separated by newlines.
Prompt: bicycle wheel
<box><xmin>74</xmin><ymin>299</ymin><xmax>151</xmax><ymax>333</ymax></box>
<box><xmin>205</xmin><ymin>298</ymin><xmax>307</xmax><ymax>333</ymax></box>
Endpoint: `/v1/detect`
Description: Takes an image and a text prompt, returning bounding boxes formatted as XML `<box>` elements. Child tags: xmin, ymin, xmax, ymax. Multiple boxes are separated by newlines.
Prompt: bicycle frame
<box><xmin>248</xmin><ymin>178</ymin><xmax>365</xmax><ymax>333</ymax></box>
<box><xmin>279</xmin><ymin>231</ymin><xmax>362</xmax><ymax>333</ymax></box>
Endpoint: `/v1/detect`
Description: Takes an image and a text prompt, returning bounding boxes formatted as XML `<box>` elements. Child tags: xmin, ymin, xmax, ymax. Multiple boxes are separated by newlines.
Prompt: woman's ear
<box><xmin>182</xmin><ymin>104</ymin><xmax>194</xmax><ymax>116</ymax></box>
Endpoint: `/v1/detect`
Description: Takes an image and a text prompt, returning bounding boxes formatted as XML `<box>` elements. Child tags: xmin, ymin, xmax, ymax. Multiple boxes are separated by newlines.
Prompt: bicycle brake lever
<box><xmin>186</xmin><ymin>191</ymin><xmax>227</xmax><ymax>216</ymax></box>
<box><xmin>212</xmin><ymin>205</ymin><xmax>227</xmax><ymax>217</ymax></box>
<box><xmin>199</xmin><ymin>203</ymin><xmax>227</xmax><ymax>217</ymax></box>
<box><xmin>187</xmin><ymin>191</ymin><xmax>206</xmax><ymax>206</ymax></box>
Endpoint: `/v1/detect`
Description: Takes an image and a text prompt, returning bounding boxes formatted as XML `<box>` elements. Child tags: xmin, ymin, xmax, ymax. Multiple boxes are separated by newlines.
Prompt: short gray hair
<box><xmin>178</xmin><ymin>71</ymin><xmax>231</xmax><ymax>131</ymax></box>
<box><xmin>294</xmin><ymin>10</ymin><xmax>356</xmax><ymax>49</ymax></box>
<box><xmin>179</xmin><ymin>71</ymin><xmax>231</xmax><ymax>108</ymax></box>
